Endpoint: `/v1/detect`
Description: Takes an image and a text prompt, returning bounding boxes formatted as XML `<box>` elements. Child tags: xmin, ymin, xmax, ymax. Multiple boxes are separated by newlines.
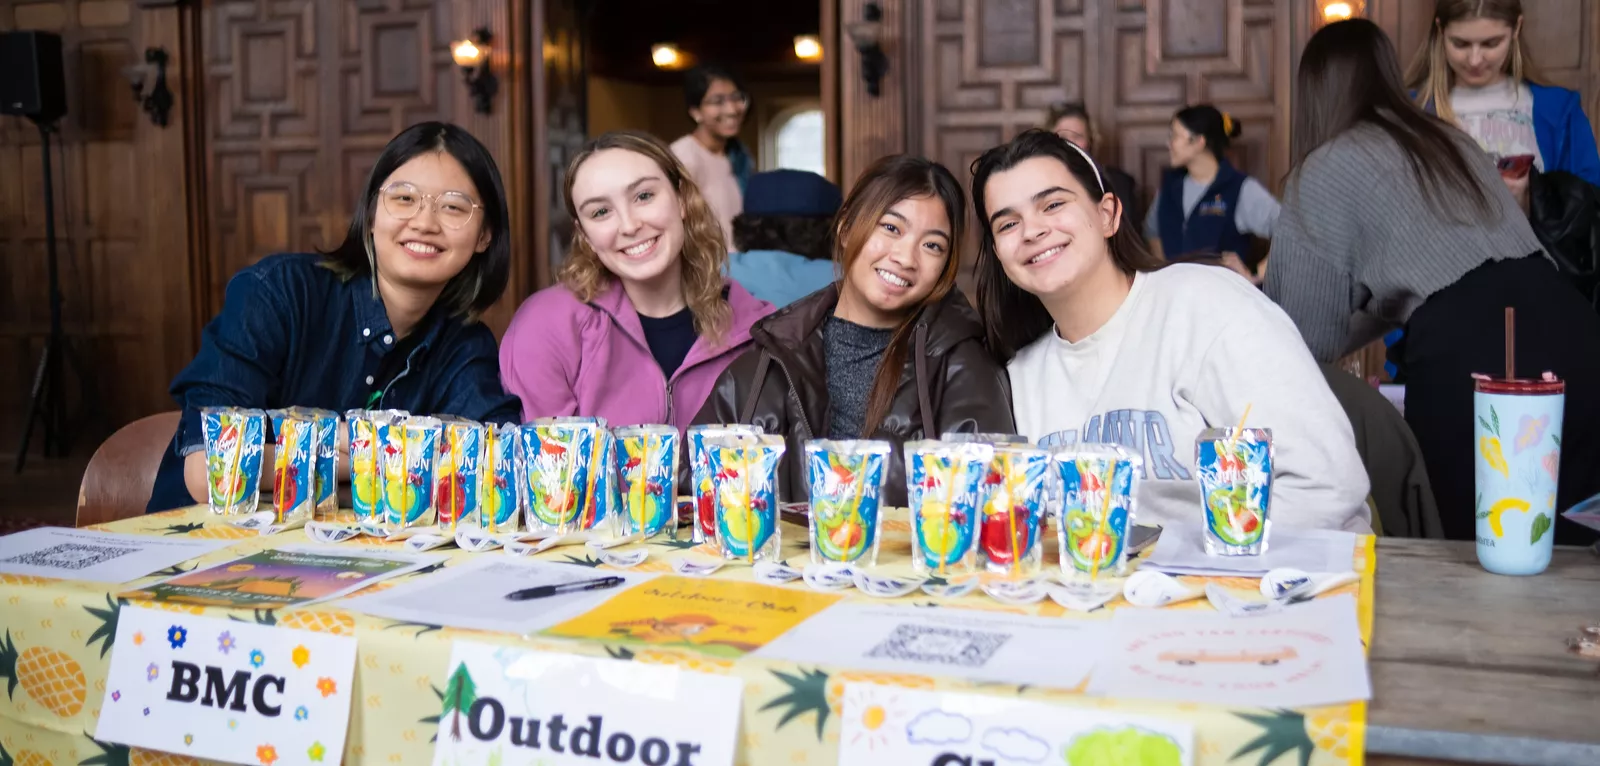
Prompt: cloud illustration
<box><xmin>981</xmin><ymin>727</ymin><xmax>1050</xmax><ymax>763</ymax></box>
<box><xmin>905</xmin><ymin>709</ymin><xmax>973</xmax><ymax>745</ymax></box>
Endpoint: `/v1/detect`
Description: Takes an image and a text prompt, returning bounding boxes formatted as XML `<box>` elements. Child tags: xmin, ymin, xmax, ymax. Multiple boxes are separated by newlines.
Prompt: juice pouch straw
<box><xmin>347</xmin><ymin>409</ymin><xmax>408</xmax><ymax>524</ymax></box>
<box><xmin>904</xmin><ymin>440</ymin><xmax>991</xmax><ymax>578</ymax></box>
<box><xmin>582</xmin><ymin>427</ymin><xmax>616</xmax><ymax>532</ymax></box>
<box><xmin>1051</xmin><ymin>444</ymin><xmax>1142</xmax><ymax>580</ymax></box>
<box><xmin>266</xmin><ymin>409</ymin><xmax>317</xmax><ymax>526</ymax></box>
<box><xmin>435</xmin><ymin>417</ymin><xmax>485</xmax><ymax>533</ymax></box>
<box><xmin>614</xmin><ymin>425</ymin><xmax>680</xmax><ymax>538</ymax></box>
<box><xmin>202</xmin><ymin>407</ymin><xmax>266</xmax><ymax>516</ymax></box>
<box><xmin>520</xmin><ymin>417</ymin><xmax>601</xmax><ymax>536</ymax></box>
<box><xmin>978</xmin><ymin>444</ymin><xmax>1050</xmax><ymax>577</ymax></box>
<box><xmin>377</xmin><ymin>415</ymin><xmax>442</xmax><ymax>532</ymax></box>
<box><xmin>805</xmin><ymin>439</ymin><xmax>890</xmax><ymax>566</ymax></box>
<box><xmin>708</xmin><ymin>433</ymin><xmax>786</xmax><ymax>563</ymax></box>
<box><xmin>286</xmin><ymin>407</ymin><xmax>340</xmax><ymax>523</ymax></box>
<box><xmin>476</xmin><ymin>422</ymin><xmax>522</xmax><ymax>536</ymax></box>
<box><xmin>687</xmin><ymin>424</ymin><xmax>764</xmax><ymax>544</ymax></box>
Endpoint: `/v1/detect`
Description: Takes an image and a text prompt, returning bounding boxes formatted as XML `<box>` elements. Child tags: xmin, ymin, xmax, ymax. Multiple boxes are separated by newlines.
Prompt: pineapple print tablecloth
<box><xmin>0</xmin><ymin>508</ymin><xmax>1374</xmax><ymax>766</ymax></box>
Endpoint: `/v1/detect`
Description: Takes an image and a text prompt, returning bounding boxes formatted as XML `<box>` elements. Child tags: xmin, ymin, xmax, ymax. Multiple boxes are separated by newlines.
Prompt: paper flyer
<box><xmin>120</xmin><ymin>547</ymin><xmax>442</xmax><ymax>610</ymax></box>
<box><xmin>838</xmin><ymin>685</ymin><xmax>1193</xmax><ymax>766</ymax></box>
<box><xmin>0</xmin><ymin>527</ymin><xmax>233</xmax><ymax>584</ymax></box>
<box><xmin>340</xmin><ymin>557</ymin><xmax>656</xmax><ymax>635</ymax></box>
<box><xmin>542</xmin><ymin>576</ymin><xmax>842</xmax><ymax>657</ymax></box>
<box><xmin>1088</xmin><ymin>594</ymin><xmax>1371</xmax><ymax>709</ymax></box>
<box><xmin>755</xmin><ymin>602</ymin><xmax>1109</xmax><ymax>691</ymax></box>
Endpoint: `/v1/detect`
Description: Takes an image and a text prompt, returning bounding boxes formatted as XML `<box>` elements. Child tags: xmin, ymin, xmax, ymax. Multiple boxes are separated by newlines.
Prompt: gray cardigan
<box><xmin>1265</xmin><ymin>123</ymin><xmax>1546</xmax><ymax>361</ymax></box>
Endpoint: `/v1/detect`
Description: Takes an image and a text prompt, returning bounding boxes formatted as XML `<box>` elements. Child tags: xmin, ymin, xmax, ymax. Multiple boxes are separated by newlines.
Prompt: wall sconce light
<box><xmin>794</xmin><ymin>34</ymin><xmax>822</xmax><ymax>62</ymax></box>
<box><xmin>845</xmin><ymin>3</ymin><xmax>888</xmax><ymax>97</ymax></box>
<box><xmin>452</xmin><ymin>28</ymin><xmax>496</xmax><ymax>115</ymax></box>
<box><xmin>651</xmin><ymin>43</ymin><xmax>683</xmax><ymax>70</ymax></box>
<box><xmin>121</xmin><ymin>47</ymin><xmax>173</xmax><ymax>128</ymax></box>
<box><xmin>1315</xmin><ymin>0</ymin><xmax>1365</xmax><ymax>26</ymax></box>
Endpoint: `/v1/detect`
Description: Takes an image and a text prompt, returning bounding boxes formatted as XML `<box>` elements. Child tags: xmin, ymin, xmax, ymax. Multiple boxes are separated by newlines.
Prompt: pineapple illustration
<box><xmin>250</xmin><ymin>608</ymin><xmax>356</xmax><ymax>636</ymax></box>
<box><xmin>824</xmin><ymin>671</ymin><xmax>934</xmax><ymax>714</ymax></box>
<box><xmin>82</xmin><ymin>737</ymin><xmax>203</xmax><ymax>766</ymax></box>
<box><xmin>0</xmin><ymin>574</ymin><xmax>51</xmax><ymax>587</ymax></box>
<box><xmin>1307</xmin><ymin>712</ymin><xmax>1352</xmax><ymax>759</ymax></box>
<box><xmin>1233</xmin><ymin>709</ymin><xmax>1317</xmax><ymax>766</ymax></box>
<box><xmin>5</xmin><ymin>746</ymin><xmax>53</xmax><ymax>766</ymax></box>
<box><xmin>758</xmin><ymin>667</ymin><xmax>831</xmax><ymax>741</ymax></box>
<box><xmin>154</xmin><ymin>521</ymin><xmax>254</xmax><ymax>540</ymax></box>
<box><xmin>0</xmin><ymin>629</ymin><xmax>87</xmax><ymax>718</ymax></box>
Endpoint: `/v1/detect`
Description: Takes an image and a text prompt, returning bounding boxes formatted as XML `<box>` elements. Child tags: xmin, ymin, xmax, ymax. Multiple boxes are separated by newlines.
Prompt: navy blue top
<box><xmin>638</xmin><ymin>307</ymin><xmax>698</xmax><ymax>379</ymax></box>
<box><xmin>147</xmin><ymin>253</ymin><xmax>521</xmax><ymax>512</ymax></box>
<box><xmin>1156</xmin><ymin>159</ymin><xmax>1251</xmax><ymax>260</ymax></box>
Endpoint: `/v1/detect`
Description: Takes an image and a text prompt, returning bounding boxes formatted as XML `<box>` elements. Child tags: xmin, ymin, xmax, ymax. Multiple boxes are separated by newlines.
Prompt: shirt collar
<box><xmin>349</xmin><ymin>272</ymin><xmax>448</xmax><ymax>352</ymax></box>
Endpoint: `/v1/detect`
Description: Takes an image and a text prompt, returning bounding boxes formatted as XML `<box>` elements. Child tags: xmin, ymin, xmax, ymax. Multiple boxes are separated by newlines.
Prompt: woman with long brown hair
<box><xmin>972</xmin><ymin>129</ymin><xmax>1369</xmax><ymax>531</ymax></box>
<box><xmin>1265</xmin><ymin>19</ymin><xmax>1600</xmax><ymax>544</ymax></box>
<box><xmin>696</xmin><ymin>155</ymin><xmax>1013</xmax><ymax>505</ymax></box>
<box><xmin>500</xmin><ymin>130</ymin><xmax>772</xmax><ymax>431</ymax></box>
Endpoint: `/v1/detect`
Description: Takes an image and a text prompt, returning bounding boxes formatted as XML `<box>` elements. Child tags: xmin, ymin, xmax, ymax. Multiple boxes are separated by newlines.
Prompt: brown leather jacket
<box><xmin>693</xmin><ymin>284</ymin><xmax>1015</xmax><ymax>505</ymax></box>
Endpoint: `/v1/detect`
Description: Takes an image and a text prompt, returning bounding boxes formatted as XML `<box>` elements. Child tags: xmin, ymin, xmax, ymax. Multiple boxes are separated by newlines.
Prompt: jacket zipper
<box><xmin>773</xmin><ymin>354</ymin><xmax>814</xmax><ymax>442</ymax></box>
<box><xmin>664</xmin><ymin>377</ymin><xmax>675</xmax><ymax>424</ymax></box>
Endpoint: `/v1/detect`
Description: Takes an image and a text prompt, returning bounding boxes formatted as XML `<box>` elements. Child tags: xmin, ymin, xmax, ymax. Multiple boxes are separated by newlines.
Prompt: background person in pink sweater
<box><xmin>499</xmin><ymin>131</ymin><xmax>772</xmax><ymax>431</ymax></box>
<box><xmin>670</xmin><ymin>64</ymin><xmax>752</xmax><ymax>252</ymax></box>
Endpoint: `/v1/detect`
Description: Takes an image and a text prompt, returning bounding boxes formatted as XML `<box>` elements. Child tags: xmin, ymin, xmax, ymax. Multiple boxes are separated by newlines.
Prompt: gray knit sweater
<box><xmin>1265</xmin><ymin>123</ymin><xmax>1546</xmax><ymax>362</ymax></box>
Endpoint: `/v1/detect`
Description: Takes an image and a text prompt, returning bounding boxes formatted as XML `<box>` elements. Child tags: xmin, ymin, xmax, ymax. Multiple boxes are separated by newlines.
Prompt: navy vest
<box><xmin>1156</xmin><ymin>160</ymin><xmax>1251</xmax><ymax>259</ymax></box>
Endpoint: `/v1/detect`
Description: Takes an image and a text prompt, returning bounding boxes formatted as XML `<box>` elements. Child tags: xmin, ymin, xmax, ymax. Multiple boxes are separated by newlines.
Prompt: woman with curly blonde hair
<box><xmin>500</xmin><ymin>131</ymin><xmax>772</xmax><ymax>429</ymax></box>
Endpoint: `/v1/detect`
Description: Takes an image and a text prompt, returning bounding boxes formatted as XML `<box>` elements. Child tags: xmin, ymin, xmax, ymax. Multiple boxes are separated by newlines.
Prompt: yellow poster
<box><xmin>543</xmin><ymin>576</ymin><xmax>843</xmax><ymax>657</ymax></box>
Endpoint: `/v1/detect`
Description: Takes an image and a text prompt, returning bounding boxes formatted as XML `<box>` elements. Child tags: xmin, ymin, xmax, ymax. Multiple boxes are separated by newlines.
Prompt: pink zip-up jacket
<box><xmin>499</xmin><ymin>278</ymin><xmax>773</xmax><ymax>430</ymax></box>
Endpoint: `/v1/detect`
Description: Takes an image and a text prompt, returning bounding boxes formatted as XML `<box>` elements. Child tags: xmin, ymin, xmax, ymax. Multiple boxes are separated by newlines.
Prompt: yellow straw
<box><xmin>938</xmin><ymin>456</ymin><xmax>956</xmax><ymax>577</ymax></box>
<box><xmin>449</xmin><ymin>427</ymin><xmax>461</xmax><ymax>533</ymax></box>
<box><xmin>482</xmin><ymin>425</ymin><xmax>495</xmax><ymax>532</ymax></box>
<box><xmin>1225</xmin><ymin>403</ymin><xmax>1254</xmax><ymax>535</ymax></box>
<box><xmin>635</xmin><ymin>436</ymin><xmax>652</xmax><ymax>535</ymax></box>
<box><xmin>274</xmin><ymin>426</ymin><xmax>287</xmax><ymax>525</ymax></box>
<box><xmin>225</xmin><ymin>417</ymin><xmax>244</xmax><ymax>512</ymax></box>
<box><xmin>743</xmin><ymin>448</ymin><xmax>756</xmax><ymax>565</ymax></box>
<box><xmin>1088</xmin><ymin>458</ymin><xmax>1117</xmax><ymax>581</ymax></box>
<box><xmin>398</xmin><ymin>427</ymin><xmax>409</xmax><ymax>528</ymax></box>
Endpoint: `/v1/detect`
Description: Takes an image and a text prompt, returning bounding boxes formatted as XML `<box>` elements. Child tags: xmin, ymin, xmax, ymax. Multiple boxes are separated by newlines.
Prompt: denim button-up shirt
<box><xmin>147</xmin><ymin>253</ymin><xmax>521</xmax><ymax>511</ymax></box>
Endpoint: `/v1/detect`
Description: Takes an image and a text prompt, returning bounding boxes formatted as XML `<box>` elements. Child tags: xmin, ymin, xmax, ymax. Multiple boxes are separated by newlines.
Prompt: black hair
<box><xmin>1174</xmin><ymin>104</ymin><xmax>1242</xmax><ymax>161</ymax></box>
<box><xmin>1294</xmin><ymin>19</ymin><xmax>1492</xmax><ymax>220</ymax></box>
<box><xmin>321</xmin><ymin>121</ymin><xmax>510</xmax><ymax>320</ymax></box>
<box><xmin>970</xmin><ymin>129</ymin><xmax>1162</xmax><ymax>360</ymax></box>
<box><xmin>731</xmin><ymin>214</ymin><xmax>835</xmax><ymax>261</ymax></box>
<box><xmin>683</xmin><ymin>63</ymin><xmax>747</xmax><ymax>109</ymax></box>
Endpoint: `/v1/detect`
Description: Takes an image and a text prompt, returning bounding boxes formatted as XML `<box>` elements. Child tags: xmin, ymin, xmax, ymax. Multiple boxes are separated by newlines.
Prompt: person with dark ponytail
<box><xmin>671</xmin><ymin>64</ymin><xmax>754</xmax><ymax>252</ymax></box>
<box><xmin>1144</xmin><ymin>105</ymin><xmax>1280</xmax><ymax>282</ymax></box>
<box><xmin>696</xmin><ymin>155</ymin><xmax>1014</xmax><ymax>506</ymax></box>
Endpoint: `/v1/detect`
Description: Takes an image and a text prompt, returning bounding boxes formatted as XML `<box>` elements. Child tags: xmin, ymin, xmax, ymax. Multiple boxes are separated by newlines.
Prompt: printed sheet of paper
<box><xmin>0</xmin><ymin>527</ymin><xmax>234</xmax><ymax>584</ymax></box>
<box><xmin>543</xmin><ymin>576</ymin><xmax>843</xmax><ymax>658</ymax></box>
<box><xmin>95</xmin><ymin>606</ymin><xmax>359</xmax><ymax>766</ymax></box>
<box><xmin>1143</xmin><ymin>523</ymin><xmax>1357</xmax><ymax>576</ymax></box>
<box><xmin>838</xmin><ymin>684</ymin><xmax>1193</xmax><ymax>766</ymax></box>
<box><xmin>1088</xmin><ymin>594</ymin><xmax>1371</xmax><ymax>709</ymax></box>
<box><xmin>120</xmin><ymin>546</ymin><xmax>441</xmax><ymax>610</ymax></box>
<box><xmin>755</xmin><ymin>602</ymin><xmax>1109</xmax><ymax>691</ymax></box>
<box><xmin>340</xmin><ymin>557</ymin><xmax>657</xmax><ymax>634</ymax></box>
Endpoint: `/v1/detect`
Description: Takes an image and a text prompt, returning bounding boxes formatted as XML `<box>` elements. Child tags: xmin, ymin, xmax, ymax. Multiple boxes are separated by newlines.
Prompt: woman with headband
<box><xmin>1144</xmin><ymin>105</ymin><xmax>1280</xmax><ymax>283</ymax></box>
<box><xmin>971</xmin><ymin>129</ymin><xmax>1369</xmax><ymax>531</ymax></box>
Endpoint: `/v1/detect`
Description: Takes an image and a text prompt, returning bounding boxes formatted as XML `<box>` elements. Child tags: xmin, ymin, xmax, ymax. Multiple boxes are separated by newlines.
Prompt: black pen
<box><xmin>505</xmin><ymin>576</ymin><xmax>626</xmax><ymax>602</ymax></box>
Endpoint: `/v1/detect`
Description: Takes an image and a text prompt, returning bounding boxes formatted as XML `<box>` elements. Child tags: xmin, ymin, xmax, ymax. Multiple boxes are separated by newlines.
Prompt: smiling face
<box><xmin>983</xmin><ymin>156</ymin><xmax>1121</xmax><ymax>301</ymax></box>
<box><xmin>369</xmin><ymin>151</ymin><xmax>490</xmax><ymax>294</ymax></box>
<box><xmin>1052</xmin><ymin>116</ymin><xmax>1092</xmax><ymax>152</ymax></box>
<box><xmin>1443</xmin><ymin>17</ymin><xmax>1516</xmax><ymax>87</ymax></box>
<box><xmin>1167</xmin><ymin>118</ymin><xmax>1206</xmax><ymax>167</ymax></box>
<box><xmin>571</xmin><ymin>148</ymin><xmax>687</xmax><ymax>289</ymax></box>
<box><xmin>837</xmin><ymin>195</ymin><xmax>953</xmax><ymax>328</ymax></box>
<box><xmin>689</xmin><ymin>78</ymin><xmax>748</xmax><ymax>141</ymax></box>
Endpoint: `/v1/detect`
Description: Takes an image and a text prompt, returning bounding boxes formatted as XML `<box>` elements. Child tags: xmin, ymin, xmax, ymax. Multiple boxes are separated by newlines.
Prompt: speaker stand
<box><xmin>14</xmin><ymin>120</ymin><xmax>87</xmax><ymax>473</ymax></box>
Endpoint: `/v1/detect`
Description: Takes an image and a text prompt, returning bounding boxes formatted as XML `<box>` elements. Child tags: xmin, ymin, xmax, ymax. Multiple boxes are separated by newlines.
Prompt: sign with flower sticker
<box><xmin>95</xmin><ymin>606</ymin><xmax>357</xmax><ymax>766</ymax></box>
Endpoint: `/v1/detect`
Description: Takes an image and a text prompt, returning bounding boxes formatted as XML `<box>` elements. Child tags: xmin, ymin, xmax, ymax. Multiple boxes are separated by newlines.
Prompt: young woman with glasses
<box><xmin>670</xmin><ymin>64</ymin><xmax>753</xmax><ymax>250</ymax></box>
<box><xmin>147</xmin><ymin>121</ymin><xmax>521</xmax><ymax>512</ymax></box>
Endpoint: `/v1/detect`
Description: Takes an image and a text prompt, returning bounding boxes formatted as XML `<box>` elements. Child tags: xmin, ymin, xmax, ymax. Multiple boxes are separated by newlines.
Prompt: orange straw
<box><xmin>225</xmin><ymin>417</ymin><xmax>244</xmax><ymax>511</ymax></box>
<box><xmin>1003</xmin><ymin>453</ymin><xmax>1020</xmax><ymax>579</ymax></box>
<box><xmin>273</xmin><ymin>426</ymin><xmax>287</xmax><ymax>525</ymax></box>
<box><xmin>1088</xmin><ymin>458</ymin><xmax>1116</xmax><ymax>581</ymax></box>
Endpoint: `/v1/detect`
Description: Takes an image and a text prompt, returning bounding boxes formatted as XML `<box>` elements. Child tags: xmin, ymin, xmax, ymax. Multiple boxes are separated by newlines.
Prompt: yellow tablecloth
<box><xmin>0</xmin><ymin>508</ymin><xmax>1375</xmax><ymax>766</ymax></box>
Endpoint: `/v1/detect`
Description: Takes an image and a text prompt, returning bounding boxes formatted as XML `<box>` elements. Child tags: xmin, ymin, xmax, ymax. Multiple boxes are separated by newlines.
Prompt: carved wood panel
<box><xmin>0</xmin><ymin>1</ymin><xmax>194</xmax><ymax>449</ymax></box>
<box><xmin>534</xmin><ymin>0</ymin><xmax>587</xmax><ymax>293</ymax></box>
<box><xmin>910</xmin><ymin>0</ymin><xmax>1291</xmax><ymax>213</ymax></box>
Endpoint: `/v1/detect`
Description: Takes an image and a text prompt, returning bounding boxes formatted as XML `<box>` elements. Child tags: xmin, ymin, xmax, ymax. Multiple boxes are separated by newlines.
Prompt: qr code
<box><xmin>2</xmin><ymin>543</ymin><xmax>135</xmax><ymax>571</ymax></box>
<box><xmin>865</xmin><ymin>624</ymin><xmax>1011</xmax><ymax>668</ymax></box>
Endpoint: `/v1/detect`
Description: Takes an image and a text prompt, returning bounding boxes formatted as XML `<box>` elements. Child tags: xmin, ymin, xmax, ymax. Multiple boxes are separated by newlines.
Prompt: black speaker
<box><xmin>0</xmin><ymin>31</ymin><xmax>68</xmax><ymax>124</ymax></box>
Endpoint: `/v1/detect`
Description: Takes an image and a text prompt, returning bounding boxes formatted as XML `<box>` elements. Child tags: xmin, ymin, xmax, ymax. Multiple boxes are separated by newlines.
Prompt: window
<box><xmin>762</xmin><ymin>104</ymin><xmax>826</xmax><ymax>177</ymax></box>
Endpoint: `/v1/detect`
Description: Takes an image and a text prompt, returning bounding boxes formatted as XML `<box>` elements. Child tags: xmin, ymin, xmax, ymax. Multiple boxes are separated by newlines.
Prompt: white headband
<box><xmin>1063</xmin><ymin>138</ymin><xmax>1104</xmax><ymax>195</ymax></box>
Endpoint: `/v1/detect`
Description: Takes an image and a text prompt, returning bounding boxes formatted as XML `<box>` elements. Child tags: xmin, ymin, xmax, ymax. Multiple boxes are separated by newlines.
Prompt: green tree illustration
<box><xmin>441</xmin><ymin>663</ymin><xmax>479</xmax><ymax>742</ymax></box>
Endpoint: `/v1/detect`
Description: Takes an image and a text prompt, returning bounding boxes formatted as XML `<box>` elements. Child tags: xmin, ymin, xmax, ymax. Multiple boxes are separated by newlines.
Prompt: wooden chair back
<box><xmin>77</xmin><ymin>411</ymin><xmax>180</xmax><ymax>527</ymax></box>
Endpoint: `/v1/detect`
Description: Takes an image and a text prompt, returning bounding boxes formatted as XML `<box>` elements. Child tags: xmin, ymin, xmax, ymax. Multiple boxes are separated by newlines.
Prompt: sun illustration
<box><xmin>228</xmin><ymin>564</ymin><xmax>256</xmax><ymax>572</ymax></box>
<box><xmin>843</xmin><ymin>684</ymin><xmax>911</xmax><ymax>750</ymax></box>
